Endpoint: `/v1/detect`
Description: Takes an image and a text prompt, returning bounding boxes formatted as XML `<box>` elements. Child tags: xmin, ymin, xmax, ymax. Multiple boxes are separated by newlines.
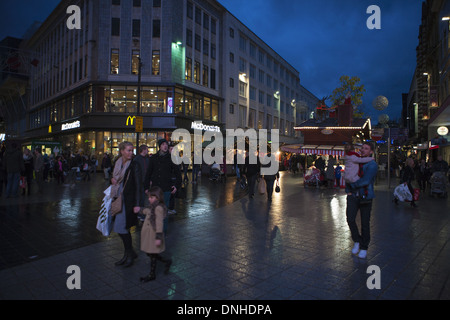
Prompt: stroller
<box><xmin>429</xmin><ymin>172</ymin><xmax>448</xmax><ymax>198</ymax></box>
<box><xmin>304</xmin><ymin>167</ymin><xmax>324</xmax><ymax>188</ymax></box>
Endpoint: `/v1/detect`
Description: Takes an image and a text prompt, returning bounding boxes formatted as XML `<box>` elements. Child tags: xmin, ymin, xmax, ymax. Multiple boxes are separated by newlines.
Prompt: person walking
<box><xmin>3</xmin><ymin>142</ymin><xmax>25</xmax><ymax>198</ymax></box>
<box><xmin>33</xmin><ymin>148</ymin><xmax>45</xmax><ymax>194</ymax></box>
<box><xmin>242</xmin><ymin>150</ymin><xmax>261</xmax><ymax>199</ymax></box>
<box><xmin>22</xmin><ymin>149</ymin><xmax>34</xmax><ymax>195</ymax></box>
<box><xmin>395</xmin><ymin>158</ymin><xmax>418</xmax><ymax>208</ymax></box>
<box><xmin>101</xmin><ymin>153</ymin><xmax>112</xmax><ymax>180</ymax></box>
<box><xmin>139</xmin><ymin>186</ymin><xmax>172</xmax><ymax>283</ymax></box>
<box><xmin>325</xmin><ymin>159</ymin><xmax>336</xmax><ymax>189</ymax></box>
<box><xmin>144</xmin><ymin>139</ymin><xmax>182</xmax><ymax>232</ymax></box>
<box><xmin>110</xmin><ymin>141</ymin><xmax>143</xmax><ymax>268</ymax></box>
<box><xmin>346</xmin><ymin>142</ymin><xmax>378</xmax><ymax>259</ymax></box>
<box><xmin>55</xmin><ymin>155</ymin><xmax>65</xmax><ymax>185</ymax></box>
<box><xmin>417</xmin><ymin>159</ymin><xmax>428</xmax><ymax>192</ymax></box>
<box><xmin>262</xmin><ymin>153</ymin><xmax>279</xmax><ymax>202</ymax></box>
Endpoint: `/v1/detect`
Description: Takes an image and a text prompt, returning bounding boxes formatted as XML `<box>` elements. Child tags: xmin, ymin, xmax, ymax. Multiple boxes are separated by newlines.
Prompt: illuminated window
<box><xmin>152</xmin><ymin>50</ymin><xmax>160</xmax><ymax>75</ymax></box>
<box><xmin>110</xmin><ymin>49</ymin><xmax>119</xmax><ymax>74</ymax></box>
<box><xmin>131</xmin><ymin>50</ymin><xmax>140</xmax><ymax>75</ymax></box>
<box><xmin>194</xmin><ymin>61</ymin><xmax>200</xmax><ymax>84</ymax></box>
<box><xmin>185</xmin><ymin>57</ymin><xmax>192</xmax><ymax>80</ymax></box>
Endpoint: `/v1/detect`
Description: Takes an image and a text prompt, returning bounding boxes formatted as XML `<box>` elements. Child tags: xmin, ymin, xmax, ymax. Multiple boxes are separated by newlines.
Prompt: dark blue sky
<box><xmin>0</xmin><ymin>0</ymin><xmax>423</xmax><ymax>124</ymax></box>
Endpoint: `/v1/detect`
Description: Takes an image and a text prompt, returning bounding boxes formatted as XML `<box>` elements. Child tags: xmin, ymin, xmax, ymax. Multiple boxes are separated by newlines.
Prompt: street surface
<box><xmin>0</xmin><ymin>171</ymin><xmax>449</xmax><ymax>300</ymax></box>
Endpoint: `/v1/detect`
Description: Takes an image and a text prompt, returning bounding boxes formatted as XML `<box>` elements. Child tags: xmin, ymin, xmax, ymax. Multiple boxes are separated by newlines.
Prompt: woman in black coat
<box><xmin>111</xmin><ymin>142</ymin><xmax>144</xmax><ymax>268</ymax></box>
<box><xmin>397</xmin><ymin>158</ymin><xmax>417</xmax><ymax>208</ymax></box>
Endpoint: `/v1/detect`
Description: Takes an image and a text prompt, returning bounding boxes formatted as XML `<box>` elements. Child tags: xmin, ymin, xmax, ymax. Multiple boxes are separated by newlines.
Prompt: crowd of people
<box><xmin>0</xmin><ymin>142</ymin><xmax>100</xmax><ymax>198</ymax></box>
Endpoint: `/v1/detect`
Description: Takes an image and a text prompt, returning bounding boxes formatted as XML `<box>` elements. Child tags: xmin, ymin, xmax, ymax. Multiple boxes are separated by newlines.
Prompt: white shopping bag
<box><xmin>394</xmin><ymin>183</ymin><xmax>412</xmax><ymax>202</ymax></box>
<box><xmin>96</xmin><ymin>186</ymin><xmax>114</xmax><ymax>236</ymax></box>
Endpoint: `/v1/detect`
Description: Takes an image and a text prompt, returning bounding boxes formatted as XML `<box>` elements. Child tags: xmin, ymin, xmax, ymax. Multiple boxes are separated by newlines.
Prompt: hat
<box><xmin>158</xmin><ymin>139</ymin><xmax>168</xmax><ymax>148</ymax></box>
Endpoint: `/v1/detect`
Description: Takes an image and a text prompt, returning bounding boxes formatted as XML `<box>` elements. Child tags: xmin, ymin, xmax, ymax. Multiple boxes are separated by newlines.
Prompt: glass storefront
<box><xmin>29</xmin><ymin>84</ymin><xmax>220</xmax><ymax>131</ymax></box>
<box><xmin>59</xmin><ymin>130</ymin><xmax>172</xmax><ymax>158</ymax></box>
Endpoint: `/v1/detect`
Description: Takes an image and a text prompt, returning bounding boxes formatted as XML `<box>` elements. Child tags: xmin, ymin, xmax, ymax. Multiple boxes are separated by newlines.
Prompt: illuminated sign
<box><xmin>191</xmin><ymin>121</ymin><xmax>221</xmax><ymax>133</ymax></box>
<box><xmin>437</xmin><ymin>126</ymin><xmax>449</xmax><ymax>136</ymax></box>
<box><xmin>61</xmin><ymin>120</ymin><xmax>81</xmax><ymax>131</ymax></box>
<box><xmin>126</xmin><ymin>116</ymin><xmax>136</xmax><ymax>126</ymax></box>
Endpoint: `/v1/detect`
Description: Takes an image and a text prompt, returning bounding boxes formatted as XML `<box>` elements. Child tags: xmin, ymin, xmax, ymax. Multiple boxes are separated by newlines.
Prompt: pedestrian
<box><xmin>314</xmin><ymin>156</ymin><xmax>325</xmax><ymax>177</ymax></box>
<box><xmin>346</xmin><ymin>142</ymin><xmax>378</xmax><ymax>259</ymax></box>
<box><xmin>417</xmin><ymin>159</ymin><xmax>428</xmax><ymax>192</ymax></box>
<box><xmin>81</xmin><ymin>156</ymin><xmax>91</xmax><ymax>181</ymax></box>
<box><xmin>395</xmin><ymin>158</ymin><xmax>418</xmax><ymax>208</ymax></box>
<box><xmin>325</xmin><ymin>157</ymin><xmax>336</xmax><ymax>188</ymax></box>
<box><xmin>110</xmin><ymin>141</ymin><xmax>143</xmax><ymax>268</ymax></box>
<box><xmin>139</xmin><ymin>186</ymin><xmax>172</xmax><ymax>283</ymax></box>
<box><xmin>262</xmin><ymin>152</ymin><xmax>279</xmax><ymax>202</ymax></box>
<box><xmin>55</xmin><ymin>155</ymin><xmax>65</xmax><ymax>185</ymax></box>
<box><xmin>431</xmin><ymin>155</ymin><xmax>449</xmax><ymax>174</ymax></box>
<box><xmin>343</xmin><ymin>143</ymin><xmax>374</xmax><ymax>184</ymax></box>
<box><xmin>101</xmin><ymin>153</ymin><xmax>112</xmax><ymax>180</ymax></box>
<box><xmin>242</xmin><ymin>150</ymin><xmax>261</xmax><ymax>199</ymax></box>
<box><xmin>33</xmin><ymin>147</ymin><xmax>45</xmax><ymax>194</ymax></box>
<box><xmin>192</xmin><ymin>152</ymin><xmax>200</xmax><ymax>184</ymax></box>
<box><xmin>3</xmin><ymin>142</ymin><xmax>25</xmax><ymax>198</ymax></box>
<box><xmin>335</xmin><ymin>162</ymin><xmax>342</xmax><ymax>189</ymax></box>
<box><xmin>22</xmin><ymin>149</ymin><xmax>34</xmax><ymax>195</ymax></box>
<box><xmin>167</xmin><ymin>143</ymin><xmax>177</xmax><ymax>215</ymax></box>
<box><xmin>144</xmin><ymin>139</ymin><xmax>182</xmax><ymax>233</ymax></box>
<box><xmin>43</xmin><ymin>153</ymin><xmax>50</xmax><ymax>182</ymax></box>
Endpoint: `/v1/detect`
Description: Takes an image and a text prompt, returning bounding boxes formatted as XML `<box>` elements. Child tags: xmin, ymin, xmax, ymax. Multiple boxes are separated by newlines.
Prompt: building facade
<box><xmin>407</xmin><ymin>0</ymin><xmax>449</xmax><ymax>161</ymax></box>
<box><xmin>19</xmin><ymin>0</ymin><xmax>317</xmax><ymax>157</ymax></box>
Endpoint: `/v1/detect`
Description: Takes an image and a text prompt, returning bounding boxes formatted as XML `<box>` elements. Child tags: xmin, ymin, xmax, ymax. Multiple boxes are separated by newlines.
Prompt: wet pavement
<box><xmin>0</xmin><ymin>170</ymin><xmax>449</xmax><ymax>300</ymax></box>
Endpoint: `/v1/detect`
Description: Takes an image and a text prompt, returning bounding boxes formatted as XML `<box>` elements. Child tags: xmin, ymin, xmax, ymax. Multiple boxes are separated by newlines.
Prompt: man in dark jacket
<box><xmin>3</xmin><ymin>142</ymin><xmax>25</xmax><ymax>198</ymax></box>
<box><xmin>144</xmin><ymin>139</ymin><xmax>182</xmax><ymax>207</ymax></box>
<box><xmin>242</xmin><ymin>151</ymin><xmax>261</xmax><ymax>199</ymax></box>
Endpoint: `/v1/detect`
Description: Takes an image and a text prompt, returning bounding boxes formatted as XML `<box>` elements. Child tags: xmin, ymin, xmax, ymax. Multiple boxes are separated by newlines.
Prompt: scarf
<box><xmin>111</xmin><ymin>156</ymin><xmax>131</xmax><ymax>197</ymax></box>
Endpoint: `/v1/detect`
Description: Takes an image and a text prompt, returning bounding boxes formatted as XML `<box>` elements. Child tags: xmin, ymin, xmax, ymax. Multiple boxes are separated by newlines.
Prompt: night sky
<box><xmin>0</xmin><ymin>0</ymin><xmax>423</xmax><ymax>124</ymax></box>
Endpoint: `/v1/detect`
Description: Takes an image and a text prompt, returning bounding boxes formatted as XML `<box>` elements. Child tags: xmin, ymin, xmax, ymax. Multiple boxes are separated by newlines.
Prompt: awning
<box><xmin>281</xmin><ymin>144</ymin><xmax>345</xmax><ymax>157</ymax></box>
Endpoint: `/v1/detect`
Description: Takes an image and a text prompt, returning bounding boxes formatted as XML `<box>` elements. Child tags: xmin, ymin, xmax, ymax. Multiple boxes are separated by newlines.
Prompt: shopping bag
<box><xmin>97</xmin><ymin>186</ymin><xmax>114</xmax><ymax>236</ymax></box>
<box><xmin>19</xmin><ymin>176</ymin><xmax>26</xmax><ymax>189</ymax></box>
<box><xmin>394</xmin><ymin>183</ymin><xmax>412</xmax><ymax>202</ymax></box>
<box><xmin>258</xmin><ymin>178</ymin><xmax>267</xmax><ymax>195</ymax></box>
<box><xmin>413</xmin><ymin>188</ymin><xmax>420</xmax><ymax>202</ymax></box>
<box><xmin>96</xmin><ymin>208</ymin><xmax>113</xmax><ymax>237</ymax></box>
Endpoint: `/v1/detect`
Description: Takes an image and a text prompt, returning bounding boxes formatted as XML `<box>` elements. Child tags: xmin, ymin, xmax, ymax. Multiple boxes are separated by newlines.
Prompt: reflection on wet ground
<box><xmin>0</xmin><ymin>173</ymin><xmax>249</xmax><ymax>270</ymax></box>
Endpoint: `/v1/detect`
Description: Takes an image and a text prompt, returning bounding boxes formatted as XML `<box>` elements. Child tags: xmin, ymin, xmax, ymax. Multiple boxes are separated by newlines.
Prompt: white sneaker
<box><xmin>358</xmin><ymin>250</ymin><xmax>367</xmax><ymax>259</ymax></box>
<box><xmin>351</xmin><ymin>243</ymin><xmax>360</xmax><ymax>255</ymax></box>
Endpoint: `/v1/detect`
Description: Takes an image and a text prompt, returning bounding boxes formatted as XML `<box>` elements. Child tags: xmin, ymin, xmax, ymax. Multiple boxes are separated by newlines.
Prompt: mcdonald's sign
<box><xmin>126</xmin><ymin>116</ymin><xmax>136</xmax><ymax>126</ymax></box>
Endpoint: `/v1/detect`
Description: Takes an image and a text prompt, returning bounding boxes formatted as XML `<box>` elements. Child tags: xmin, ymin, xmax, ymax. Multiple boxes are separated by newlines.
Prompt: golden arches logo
<box><xmin>126</xmin><ymin>116</ymin><xmax>136</xmax><ymax>126</ymax></box>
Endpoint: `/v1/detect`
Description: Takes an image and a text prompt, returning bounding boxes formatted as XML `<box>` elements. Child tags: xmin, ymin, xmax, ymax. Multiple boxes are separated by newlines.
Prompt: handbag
<box><xmin>258</xmin><ymin>178</ymin><xmax>267</xmax><ymax>195</ymax></box>
<box><xmin>275</xmin><ymin>180</ymin><xmax>280</xmax><ymax>193</ymax></box>
<box><xmin>110</xmin><ymin>170</ymin><xmax>131</xmax><ymax>216</ymax></box>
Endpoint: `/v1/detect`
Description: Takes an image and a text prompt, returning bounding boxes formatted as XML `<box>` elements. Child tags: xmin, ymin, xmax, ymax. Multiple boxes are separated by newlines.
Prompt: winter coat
<box><xmin>144</xmin><ymin>151</ymin><xmax>182</xmax><ymax>192</ymax></box>
<box><xmin>326</xmin><ymin>164</ymin><xmax>335</xmax><ymax>180</ymax></box>
<box><xmin>122</xmin><ymin>160</ymin><xmax>144</xmax><ymax>229</ymax></box>
<box><xmin>3</xmin><ymin>149</ymin><xmax>25</xmax><ymax>174</ymax></box>
<box><xmin>140</xmin><ymin>205</ymin><xmax>166</xmax><ymax>254</ymax></box>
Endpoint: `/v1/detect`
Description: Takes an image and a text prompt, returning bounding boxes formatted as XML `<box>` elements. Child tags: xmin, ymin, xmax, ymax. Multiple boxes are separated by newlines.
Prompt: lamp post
<box><xmin>373</xmin><ymin>96</ymin><xmax>390</xmax><ymax>188</ymax></box>
<box><xmin>136</xmin><ymin>57</ymin><xmax>142</xmax><ymax>151</ymax></box>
